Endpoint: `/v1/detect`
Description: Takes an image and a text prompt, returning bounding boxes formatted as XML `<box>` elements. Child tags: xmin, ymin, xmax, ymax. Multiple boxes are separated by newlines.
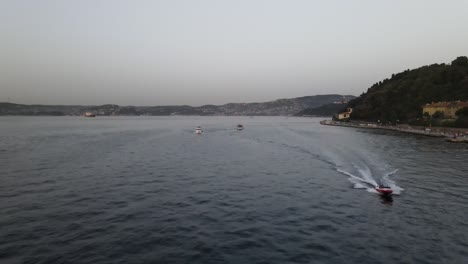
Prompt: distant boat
<box><xmin>84</xmin><ymin>112</ymin><xmax>96</xmax><ymax>117</ymax></box>
<box><xmin>237</xmin><ymin>124</ymin><xmax>244</xmax><ymax>130</ymax></box>
<box><xmin>195</xmin><ymin>126</ymin><xmax>203</xmax><ymax>134</ymax></box>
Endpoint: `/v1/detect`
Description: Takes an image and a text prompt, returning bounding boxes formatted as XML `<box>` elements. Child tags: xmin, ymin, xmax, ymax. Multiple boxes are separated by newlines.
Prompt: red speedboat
<box><xmin>375</xmin><ymin>186</ymin><xmax>393</xmax><ymax>195</ymax></box>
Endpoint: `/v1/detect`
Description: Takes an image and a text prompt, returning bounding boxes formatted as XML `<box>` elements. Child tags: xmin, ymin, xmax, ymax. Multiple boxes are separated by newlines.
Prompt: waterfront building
<box><xmin>422</xmin><ymin>101</ymin><xmax>468</xmax><ymax>119</ymax></box>
<box><xmin>337</xmin><ymin>108</ymin><xmax>353</xmax><ymax>120</ymax></box>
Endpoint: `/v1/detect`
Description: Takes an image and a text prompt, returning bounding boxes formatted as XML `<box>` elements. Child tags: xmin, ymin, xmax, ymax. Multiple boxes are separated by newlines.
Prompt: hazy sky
<box><xmin>1</xmin><ymin>0</ymin><xmax>468</xmax><ymax>106</ymax></box>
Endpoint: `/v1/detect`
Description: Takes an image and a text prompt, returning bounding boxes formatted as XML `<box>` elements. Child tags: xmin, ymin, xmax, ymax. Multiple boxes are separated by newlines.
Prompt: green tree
<box><xmin>452</xmin><ymin>56</ymin><xmax>468</xmax><ymax>66</ymax></box>
<box><xmin>432</xmin><ymin>111</ymin><xmax>445</xmax><ymax>119</ymax></box>
<box><xmin>346</xmin><ymin>56</ymin><xmax>468</xmax><ymax>126</ymax></box>
<box><xmin>456</xmin><ymin>107</ymin><xmax>468</xmax><ymax>117</ymax></box>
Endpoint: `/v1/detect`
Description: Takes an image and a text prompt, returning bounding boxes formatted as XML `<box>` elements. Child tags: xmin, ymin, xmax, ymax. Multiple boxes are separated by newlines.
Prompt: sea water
<box><xmin>1</xmin><ymin>116</ymin><xmax>467</xmax><ymax>263</ymax></box>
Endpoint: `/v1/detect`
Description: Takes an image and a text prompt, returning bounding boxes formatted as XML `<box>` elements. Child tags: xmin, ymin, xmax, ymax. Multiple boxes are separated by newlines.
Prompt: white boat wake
<box><xmin>337</xmin><ymin>165</ymin><xmax>404</xmax><ymax>195</ymax></box>
<box><xmin>267</xmin><ymin>126</ymin><xmax>404</xmax><ymax>195</ymax></box>
<box><xmin>380</xmin><ymin>169</ymin><xmax>404</xmax><ymax>194</ymax></box>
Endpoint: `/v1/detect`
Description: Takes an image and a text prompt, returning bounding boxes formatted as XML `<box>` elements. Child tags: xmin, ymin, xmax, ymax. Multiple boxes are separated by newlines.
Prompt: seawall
<box><xmin>320</xmin><ymin>120</ymin><xmax>468</xmax><ymax>141</ymax></box>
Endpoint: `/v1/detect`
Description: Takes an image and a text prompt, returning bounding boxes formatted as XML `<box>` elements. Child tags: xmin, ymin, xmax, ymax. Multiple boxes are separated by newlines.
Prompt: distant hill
<box><xmin>195</xmin><ymin>94</ymin><xmax>356</xmax><ymax>116</ymax></box>
<box><xmin>295</xmin><ymin>103</ymin><xmax>350</xmax><ymax>117</ymax></box>
<box><xmin>0</xmin><ymin>94</ymin><xmax>354</xmax><ymax>116</ymax></box>
<box><xmin>347</xmin><ymin>56</ymin><xmax>468</xmax><ymax>123</ymax></box>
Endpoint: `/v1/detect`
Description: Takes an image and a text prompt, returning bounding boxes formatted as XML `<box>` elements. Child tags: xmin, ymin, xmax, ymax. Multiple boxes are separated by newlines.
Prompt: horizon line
<box><xmin>1</xmin><ymin>93</ymin><xmax>357</xmax><ymax>107</ymax></box>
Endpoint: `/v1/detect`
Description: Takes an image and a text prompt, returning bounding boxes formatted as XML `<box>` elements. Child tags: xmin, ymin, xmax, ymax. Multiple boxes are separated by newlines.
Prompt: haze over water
<box><xmin>1</xmin><ymin>116</ymin><xmax>467</xmax><ymax>263</ymax></box>
<box><xmin>2</xmin><ymin>1</ymin><xmax>468</xmax><ymax>105</ymax></box>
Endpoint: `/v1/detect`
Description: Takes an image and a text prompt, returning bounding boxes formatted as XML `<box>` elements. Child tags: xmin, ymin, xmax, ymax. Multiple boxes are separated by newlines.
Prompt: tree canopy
<box><xmin>456</xmin><ymin>107</ymin><xmax>468</xmax><ymax>117</ymax></box>
<box><xmin>346</xmin><ymin>56</ymin><xmax>468</xmax><ymax>125</ymax></box>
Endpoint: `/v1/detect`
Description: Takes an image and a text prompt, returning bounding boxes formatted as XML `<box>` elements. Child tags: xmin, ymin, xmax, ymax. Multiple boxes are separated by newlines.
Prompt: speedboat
<box><xmin>237</xmin><ymin>124</ymin><xmax>244</xmax><ymax>130</ymax></box>
<box><xmin>375</xmin><ymin>185</ymin><xmax>393</xmax><ymax>195</ymax></box>
<box><xmin>195</xmin><ymin>126</ymin><xmax>203</xmax><ymax>134</ymax></box>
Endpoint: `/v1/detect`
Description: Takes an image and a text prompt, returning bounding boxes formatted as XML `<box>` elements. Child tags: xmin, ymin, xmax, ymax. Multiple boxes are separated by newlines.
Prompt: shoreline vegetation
<box><xmin>344</xmin><ymin>57</ymin><xmax>468</xmax><ymax>129</ymax></box>
<box><xmin>320</xmin><ymin>120</ymin><xmax>468</xmax><ymax>143</ymax></box>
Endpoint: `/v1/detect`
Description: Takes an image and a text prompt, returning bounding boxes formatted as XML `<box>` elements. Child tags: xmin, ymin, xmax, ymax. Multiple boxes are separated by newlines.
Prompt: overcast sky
<box><xmin>1</xmin><ymin>0</ymin><xmax>468</xmax><ymax>106</ymax></box>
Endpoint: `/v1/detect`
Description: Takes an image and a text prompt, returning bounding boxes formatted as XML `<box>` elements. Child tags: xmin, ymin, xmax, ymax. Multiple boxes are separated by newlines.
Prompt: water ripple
<box><xmin>0</xmin><ymin>116</ymin><xmax>467</xmax><ymax>263</ymax></box>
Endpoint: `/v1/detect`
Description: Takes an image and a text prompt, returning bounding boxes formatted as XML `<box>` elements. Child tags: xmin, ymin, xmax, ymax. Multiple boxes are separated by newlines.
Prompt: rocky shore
<box><xmin>320</xmin><ymin>120</ymin><xmax>468</xmax><ymax>143</ymax></box>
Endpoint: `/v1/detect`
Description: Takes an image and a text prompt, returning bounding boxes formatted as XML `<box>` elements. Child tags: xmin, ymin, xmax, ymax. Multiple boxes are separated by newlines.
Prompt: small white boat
<box><xmin>195</xmin><ymin>126</ymin><xmax>203</xmax><ymax>134</ymax></box>
<box><xmin>237</xmin><ymin>124</ymin><xmax>244</xmax><ymax>130</ymax></box>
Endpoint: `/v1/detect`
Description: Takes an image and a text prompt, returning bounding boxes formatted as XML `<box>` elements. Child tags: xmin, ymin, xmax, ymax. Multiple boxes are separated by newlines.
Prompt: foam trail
<box><xmin>381</xmin><ymin>169</ymin><xmax>404</xmax><ymax>195</ymax></box>
<box><xmin>275</xmin><ymin>126</ymin><xmax>404</xmax><ymax>195</ymax></box>
<box><xmin>356</xmin><ymin>164</ymin><xmax>378</xmax><ymax>187</ymax></box>
<box><xmin>336</xmin><ymin>168</ymin><xmax>378</xmax><ymax>193</ymax></box>
<box><xmin>336</xmin><ymin>168</ymin><xmax>367</xmax><ymax>183</ymax></box>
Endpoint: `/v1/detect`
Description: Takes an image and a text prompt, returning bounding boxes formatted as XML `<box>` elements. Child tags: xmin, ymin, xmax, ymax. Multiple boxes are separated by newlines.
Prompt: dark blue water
<box><xmin>1</xmin><ymin>116</ymin><xmax>467</xmax><ymax>264</ymax></box>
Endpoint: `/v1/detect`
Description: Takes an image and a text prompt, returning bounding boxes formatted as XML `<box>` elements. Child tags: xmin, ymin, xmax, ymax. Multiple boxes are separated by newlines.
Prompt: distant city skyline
<box><xmin>1</xmin><ymin>0</ymin><xmax>468</xmax><ymax>106</ymax></box>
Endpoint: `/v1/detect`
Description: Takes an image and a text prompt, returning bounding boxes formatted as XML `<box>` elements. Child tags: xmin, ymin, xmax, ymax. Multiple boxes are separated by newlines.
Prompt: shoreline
<box><xmin>320</xmin><ymin>120</ymin><xmax>468</xmax><ymax>143</ymax></box>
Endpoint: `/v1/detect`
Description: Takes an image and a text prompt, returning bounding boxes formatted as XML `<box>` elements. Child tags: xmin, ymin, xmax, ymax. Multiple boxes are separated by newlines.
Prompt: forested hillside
<box><xmin>295</xmin><ymin>103</ymin><xmax>347</xmax><ymax>117</ymax></box>
<box><xmin>347</xmin><ymin>57</ymin><xmax>468</xmax><ymax>123</ymax></box>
